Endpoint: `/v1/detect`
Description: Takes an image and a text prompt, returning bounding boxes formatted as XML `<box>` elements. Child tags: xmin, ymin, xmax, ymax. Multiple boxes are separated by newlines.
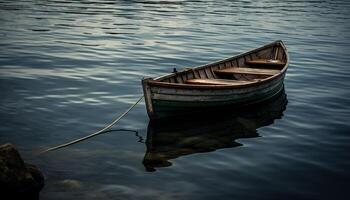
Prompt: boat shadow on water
<box><xmin>142</xmin><ymin>88</ymin><xmax>288</xmax><ymax>172</ymax></box>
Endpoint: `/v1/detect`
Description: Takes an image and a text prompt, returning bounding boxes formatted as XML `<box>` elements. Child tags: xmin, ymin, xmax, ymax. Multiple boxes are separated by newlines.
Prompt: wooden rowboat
<box><xmin>142</xmin><ymin>40</ymin><xmax>289</xmax><ymax>119</ymax></box>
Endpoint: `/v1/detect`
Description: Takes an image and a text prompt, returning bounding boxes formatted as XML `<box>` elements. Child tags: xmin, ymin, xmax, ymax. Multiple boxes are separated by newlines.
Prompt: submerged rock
<box><xmin>57</xmin><ymin>179</ymin><xmax>82</xmax><ymax>189</ymax></box>
<box><xmin>0</xmin><ymin>143</ymin><xmax>44</xmax><ymax>200</ymax></box>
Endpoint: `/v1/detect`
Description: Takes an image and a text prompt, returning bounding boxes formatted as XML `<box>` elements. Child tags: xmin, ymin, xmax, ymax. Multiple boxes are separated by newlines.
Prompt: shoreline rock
<box><xmin>0</xmin><ymin>143</ymin><xmax>44</xmax><ymax>200</ymax></box>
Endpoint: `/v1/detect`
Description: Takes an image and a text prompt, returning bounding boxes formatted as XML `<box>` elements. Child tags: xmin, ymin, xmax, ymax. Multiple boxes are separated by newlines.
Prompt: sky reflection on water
<box><xmin>1</xmin><ymin>0</ymin><xmax>350</xmax><ymax>199</ymax></box>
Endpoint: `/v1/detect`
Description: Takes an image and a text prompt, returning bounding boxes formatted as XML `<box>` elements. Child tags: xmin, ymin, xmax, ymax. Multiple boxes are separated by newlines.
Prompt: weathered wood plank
<box><xmin>278</xmin><ymin>48</ymin><xmax>284</xmax><ymax>61</ymax></box>
<box><xmin>214</xmin><ymin>67</ymin><xmax>280</xmax><ymax>76</ymax></box>
<box><xmin>219</xmin><ymin>63</ymin><xmax>225</xmax><ymax>69</ymax></box>
<box><xmin>225</xmin><ymin>61</ymin><xmax>232</xmax><ymax>68</ymax></box>
<box><xmin>237</xmin><ymin>57</ymin><xmax>245</xmax><ymax>67</ymax></box>
<box><xmin>142</xmin><ymin>78</ymin><xmax>155</xmax><ymax>117</ymax></box>
<box><xmin>245</xmin><ymin>59</ymin><xmax>286</xmax><ymax>68</ymax></box>
<box><xmin>251</xmin><ymin>53</ymin><xmax>259</xmax><ymax>60</ymax></box>
<box><xmin>176</xmin><ymin>75</ymin><xmax>183</xmax><ymax>83</ymax></box>
<box><xmin>198</xmin><ymin>69</ymin><xmax>207</xmax><ymax>78</ymax></box>
<box><xmin>181</xmin><ymin>74</ymin><xmax>187</xmax><ymax>82</ymax></box>
<box><xmin>256</xmin><ymin>47</ymin><xmax>273</xmax><ymax>59</ymax></box>
<box><xmin>194</xmin><ymin>70</ymin><xmax>200</xmax><ymax>79</ymax></box>
<box><xmin>205</xmin><ymin>67</ymin><xmax>214</xmax><ymax>78</ymax></box>
<box><xmin>185</xmin><ymin>78</ymin><xmax>255</xmax><ymax>85</ymax></box>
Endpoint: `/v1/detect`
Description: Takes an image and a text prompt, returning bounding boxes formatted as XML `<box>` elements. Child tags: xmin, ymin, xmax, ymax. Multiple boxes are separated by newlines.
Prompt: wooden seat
<box><xmin>185</xmin><ymin>78</ymin><xmax>254</xmax><ymax>85</ymax></box>
<box><xmin>245</xmin><ymin>59</ymin><xmax>285</xmax><ymax>67</ymax></box>
<box><xmin>214</xmin><ymin>67</ymin><xmax>280</xmax><ymax>76</ymax></box>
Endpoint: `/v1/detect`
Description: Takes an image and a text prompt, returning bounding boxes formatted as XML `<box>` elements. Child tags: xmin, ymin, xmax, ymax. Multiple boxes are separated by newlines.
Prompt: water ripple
<box><xmin>1</xmin><ymin>0</ymin><xmax>350</xmax><ymax>200</ymax></box>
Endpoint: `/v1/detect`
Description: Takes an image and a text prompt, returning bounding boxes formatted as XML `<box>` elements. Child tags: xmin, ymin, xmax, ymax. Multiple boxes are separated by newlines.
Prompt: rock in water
<box><xmin>0</xmin><ymin>143</ymin><xmax>44</xmax><ymax>200</ymax></box>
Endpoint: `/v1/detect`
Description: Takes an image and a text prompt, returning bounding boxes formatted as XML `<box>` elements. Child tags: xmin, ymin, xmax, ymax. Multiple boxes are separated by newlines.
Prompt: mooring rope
<box><xmin>40</xmin><ymin>96</ymin><xmax>144</xmax><ymax>154</ymax></box>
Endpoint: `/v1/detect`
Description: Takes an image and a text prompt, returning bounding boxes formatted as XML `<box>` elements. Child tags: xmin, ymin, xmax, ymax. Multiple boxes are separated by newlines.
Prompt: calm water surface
<box><xmin>1</xmin><ymin>0</ymin><xmax>350</xmax><ymax>199</ymax></box>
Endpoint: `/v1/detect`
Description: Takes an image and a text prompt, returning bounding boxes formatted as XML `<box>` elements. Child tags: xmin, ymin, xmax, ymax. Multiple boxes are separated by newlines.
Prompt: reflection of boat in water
<box><xmin>142</xmin><ymin>89</ymin><xmax>288</xmax><ymax>172</ymax></box>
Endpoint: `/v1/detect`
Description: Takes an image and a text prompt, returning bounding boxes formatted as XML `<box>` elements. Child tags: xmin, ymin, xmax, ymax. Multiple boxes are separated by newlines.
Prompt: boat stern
<box><xmin>142</xmin><ymin>78</ymin><xmax>156</xmax><ymax>119</ymax></box>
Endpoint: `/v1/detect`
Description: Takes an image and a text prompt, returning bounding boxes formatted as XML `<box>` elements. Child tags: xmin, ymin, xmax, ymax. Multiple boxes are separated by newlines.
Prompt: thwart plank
<box><xmin>214</xmin><ymin>67</ymin><xmax>280</xmax><ymax>76</ymax></box>
<box><xmin>185</xmin><ymin>78</ymin><xmax>254</xmax><ymax>85</ymax></box>
<box><xmin>245</xmin><ymin>59</ymin><xmax>285</xmax><ymax>67</ymax></box>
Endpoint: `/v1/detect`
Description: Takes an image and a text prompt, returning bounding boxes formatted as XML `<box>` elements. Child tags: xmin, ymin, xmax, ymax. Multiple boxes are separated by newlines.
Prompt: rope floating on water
<box><xmin>40</xmin><ymin>96</ymin><xmax>144</xmax><ymax>153</ymax></box>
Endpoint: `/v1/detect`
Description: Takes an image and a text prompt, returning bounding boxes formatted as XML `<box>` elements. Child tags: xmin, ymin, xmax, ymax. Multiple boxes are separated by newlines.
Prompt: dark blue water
<box><xmin>1</xmin><ymin>0</ymin><xmax>350</xmax><ymax>199</ymax></box>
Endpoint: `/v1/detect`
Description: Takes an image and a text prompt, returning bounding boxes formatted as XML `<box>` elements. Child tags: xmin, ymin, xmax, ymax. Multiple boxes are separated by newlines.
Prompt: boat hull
<box><xmin>142</xmin><ymin>40</ymin><xmax>289</xmax><ymax>119</ymax></box>
<box><xmin>144</xmin><ymin>74</ymin><xmax>285</xmax><ymax>119</ymax></box>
